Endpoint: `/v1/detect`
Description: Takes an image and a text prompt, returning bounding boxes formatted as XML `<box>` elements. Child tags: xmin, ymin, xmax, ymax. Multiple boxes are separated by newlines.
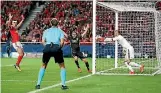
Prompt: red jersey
<box><xmin>10</xmin><ymin>27</ymin><xmax>20</xmax><ymax>43</ymax></box>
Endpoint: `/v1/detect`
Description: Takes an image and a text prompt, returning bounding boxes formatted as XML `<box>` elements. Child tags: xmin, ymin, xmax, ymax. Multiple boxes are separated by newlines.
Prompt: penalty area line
<box><xmin>28</xmin><ymin>74</ymin><xmax>93</xmax><ymax>93</ymax></box>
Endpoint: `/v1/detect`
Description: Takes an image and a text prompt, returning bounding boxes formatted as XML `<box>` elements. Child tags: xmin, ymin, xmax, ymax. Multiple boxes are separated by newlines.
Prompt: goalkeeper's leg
<box><xmin>129</xmin><ymin>61</ymin><xmax>144</xmax><ymax>73</ymax></box>
<box><xmin>128</xmin><ymin>47</ymin><xmax>144</xmax><ymax>73</ymax></box>
<box><xmin>125</xmin><ymin>61</ymin><xmax>135</xmax><ymax>74</ymax></box>
<box><xmin>129</xmin><ymin>62</ymin><xmax>141</xmax><ymax>67</ymax></box>
<box><xmin>124</xmin><ymin>49</ymin><xmax>135</xmax><ymax>74</ymax></box>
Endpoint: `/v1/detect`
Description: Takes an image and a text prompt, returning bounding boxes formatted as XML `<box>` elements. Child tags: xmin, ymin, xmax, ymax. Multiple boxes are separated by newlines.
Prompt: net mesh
<box><xmin>95</xmin><ymin>1</ymin><xmax>161</xmax><ymax>75</ymax></box>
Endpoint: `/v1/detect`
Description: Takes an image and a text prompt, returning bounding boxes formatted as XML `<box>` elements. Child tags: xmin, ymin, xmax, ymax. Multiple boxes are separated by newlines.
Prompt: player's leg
<box><xmin>55</xmin><ymin>50</ymin><xmax>68</xmax><ymax>90</ymax></box>
<box><xmin>58</xmin><ymin>62</ymin><xmax>68</xmax><ymax>90</ymax></box>
<box><xmin>13</xmin><ymin>42</ymin><xmax>24</xmax><ymax>71</ymax></box>
<box><xmin>125</xmin><ymin>59</ymin><xmax>135</xmax><ymax>74</ymax></box>
<box><xmin>82</xmin><ymin>58</ymin><xmax>91</xmax><ymax>73</ymax></box>
<box><xmin>78</xmin><ymin>52</ymin><xmax>91</xmax><ymax>72</ymax></box>
<box><xmin>73</xmin><ymin>55</ymin><xmax>82</xmax><ymax>73</ymax></box>
<box><xmin>128</xmin><ymin>47</ymin><xmax>144</xmax><ymax>72</ymax></box>
<box><xmin>35</xmin><ymin>53</ymin><xmax>50</xmax><ymax>89</ymax></box>
<box><xmin>124</xmin><ymin>49</ymin><xmax>135</xmax><ymax>74</ymax></box>
<box><xmin>16</xmin><ymin>47</ymin><xmax>24</xmax><ymax>65</ymax></box>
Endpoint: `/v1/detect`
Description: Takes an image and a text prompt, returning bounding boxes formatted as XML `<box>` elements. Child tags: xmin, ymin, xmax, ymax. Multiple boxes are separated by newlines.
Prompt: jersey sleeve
<box><xmin>113</xmin><ymin>35</ymin><xmax>121</xmax><ymax>41</ymax></box>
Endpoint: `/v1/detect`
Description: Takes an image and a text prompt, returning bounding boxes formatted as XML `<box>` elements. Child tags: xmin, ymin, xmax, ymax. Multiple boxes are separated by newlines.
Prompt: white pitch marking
<box><xmin>1</xmin><ymin>63</ymin><xmax>26</xmax><ymax>67</ymax></box>
<box><xmin>28</xmin><ymin>74</ymin><xmax>92</xmax><ymax>93</ymax></box>
<box><xmin>0</xmin><ymin>64</ymin><xmax>14</xmax><ymax>67</ymax></box>
<box><xmin>1</xmin><ymin>80</ymin><xmax>55</xmax><ymax>83</ymax></box>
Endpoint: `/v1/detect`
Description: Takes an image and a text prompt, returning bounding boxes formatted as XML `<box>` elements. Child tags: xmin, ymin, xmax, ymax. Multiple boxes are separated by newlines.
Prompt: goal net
<box><xmin>94</xmin><ymin>1</ymin><xmax>161</xmax><ymax>75</ymax></box>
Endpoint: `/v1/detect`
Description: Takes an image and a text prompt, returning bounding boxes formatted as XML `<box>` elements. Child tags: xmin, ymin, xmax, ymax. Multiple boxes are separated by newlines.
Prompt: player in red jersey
<box><xmin>6</xmin><ymin>13</ymin><xmax>25</xmax><ymax>71</ymax></box>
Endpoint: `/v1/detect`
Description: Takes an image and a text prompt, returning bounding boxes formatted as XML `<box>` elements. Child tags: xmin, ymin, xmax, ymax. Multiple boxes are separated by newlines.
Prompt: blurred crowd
<box><xmin>1</xmin><ymin>1</ymin><xmax>93</xmax><ymax>42</ymax></box>
<box><xmin>96</xmin><ymin>5</ymin><xmax>115</xmax><ymax>40</ymax></box>
<box><xmin>1</xmin><ymin>1</ymin><xmax>33</xmax><ymax>42</ymax></box>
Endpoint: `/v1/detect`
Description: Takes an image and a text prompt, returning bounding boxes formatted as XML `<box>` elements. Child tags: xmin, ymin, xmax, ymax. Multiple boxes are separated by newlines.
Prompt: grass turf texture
<box><xmin>96</xmin><ymin>58</ymin><xmax>159</xmax><ymax>74</ymax></box>
<box><xmin>1</xmin><ymin>58</ymin><xmax>161</xmax><ymax>93</ymax></box>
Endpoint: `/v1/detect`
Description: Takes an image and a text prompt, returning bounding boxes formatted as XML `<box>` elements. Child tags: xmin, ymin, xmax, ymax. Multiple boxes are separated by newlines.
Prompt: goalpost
<box><xmin>93</xmin><ymin>1</ymin><xmax>161</xmax><ymax>75</ymax></box>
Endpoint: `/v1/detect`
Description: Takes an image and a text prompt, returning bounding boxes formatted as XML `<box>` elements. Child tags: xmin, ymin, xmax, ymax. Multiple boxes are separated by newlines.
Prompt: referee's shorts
<box><xmin>42</xmin><ymin>44</ymin><xmax>64</xmax><ymax>64</ymax></box>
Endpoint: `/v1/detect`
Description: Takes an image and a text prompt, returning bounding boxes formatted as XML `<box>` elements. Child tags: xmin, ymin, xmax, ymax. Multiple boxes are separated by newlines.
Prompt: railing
<box><xmin>1</xmin><ymin>42</ymin><xmax>92</xmax><ymax>45</ymax></box>
<box><xmin>1</xmin><ymin>42</ymin><xmax>93</xmax><ymax>58</ymax></box>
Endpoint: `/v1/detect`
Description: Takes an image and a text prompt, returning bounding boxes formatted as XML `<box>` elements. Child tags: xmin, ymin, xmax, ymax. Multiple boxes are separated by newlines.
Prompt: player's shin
<box><xmin>37</xmin><ymin>67</ymin><xmax>46</xmax><ymax>85</ymax></box>
<box><xmin>129</xmin><ymin>62</ymin><xmax>141</xmax><ymax>67</ymax></box>
<box><xmin>125</xmin><ymin>62</ymin><xmax>134</xmax><ymax>72</ymax></box>
<box><xmin>16</xmin><ymin>55</ymin><xmax>23</xmax><ymax>66</ymax></box>
<box><xmin>60</xmin><ymin>68</ymin><xmax>66</xmax><ymax>86</ymax></box>
<box><xmin>16</xmin><ymin>48</ymin><xmax>24</xmax><ymax>66</ymax></box>
<box><xmin>75</xmin><ymin>60</ymin><xmax>80</xmax><ymax>68</ymax></box>
<box><xmin>82</xmin><ymin>59</ymin><xmax>90</xmax><ymax>71</ymax></box>
<box><xmin>85</xmin><ymin>62</ymin><xmax>90</xmax><ymax>70</ymax></box>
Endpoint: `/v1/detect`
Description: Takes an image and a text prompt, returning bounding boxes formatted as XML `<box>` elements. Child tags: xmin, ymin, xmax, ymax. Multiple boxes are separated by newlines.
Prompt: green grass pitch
<box><xmin>1</xmin><ymin>58</ymin><xmax>161</xmax><ymax>93</ymax></box>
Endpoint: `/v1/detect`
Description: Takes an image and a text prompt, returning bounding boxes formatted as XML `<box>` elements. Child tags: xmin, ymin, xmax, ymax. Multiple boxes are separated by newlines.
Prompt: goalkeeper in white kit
<box><xmin>104</xmin><ymin>30</ymin><xmax>144</xmax><ymax>74</ymax></box>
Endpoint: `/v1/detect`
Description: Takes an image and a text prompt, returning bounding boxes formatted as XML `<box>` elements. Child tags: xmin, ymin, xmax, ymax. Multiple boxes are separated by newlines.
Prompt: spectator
<box><xmin>2</xmin><ymin>1</ymin><xmax>92</xmax><ymax>42</ymax></box>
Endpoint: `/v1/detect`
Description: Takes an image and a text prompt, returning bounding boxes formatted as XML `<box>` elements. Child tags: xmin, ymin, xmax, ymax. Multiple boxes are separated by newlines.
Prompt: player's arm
<box><xmin>42</xmin><ymin>39</ymin><xmax>46</xmax><ymax>46</ymax></box>
<box><xmin>16</xmin><ymin>15</ymin><xmax>25</xmax><ymax>29</ymax></box>
<box><xmin>112</xmin><ymin>36</ymin><xmax>120</xmax><ymax>41</ymax></box>
<box><xmin>42</xmin><ymin>31</ymin><xmax>46</xmax><ymax>46</ymax></box>
<box><xmin>63</xmin><ymin>31</ymin><xmax>68</xmax><ymax>38</ymax></box>
<box><xmin>60</xmin><ymin>31</ymin><xmax>65</xmax><ymax>48</ymax></box>
<box><xmin>104</xmin><ymin>35</ymin><xmax>120</xmax><ymax>42</ymax></box>
<box><xmin>60</xmin><ymin>38</ymin><xmax>64</xmax><ymax>48</ymax></box>
<box><xmin>81</xmin><ymin>24</ymin><xmax>89</xmax><ymax>37</ymax></box>
<box><xmin>104</xmin><ymin>38</ymin><xmax>112</xmax><ymax>42</ymax></box>
<box><xmin>6</xmin><ymin>13</ymin><xmax>13</xmax><ymax>27</ymax></box>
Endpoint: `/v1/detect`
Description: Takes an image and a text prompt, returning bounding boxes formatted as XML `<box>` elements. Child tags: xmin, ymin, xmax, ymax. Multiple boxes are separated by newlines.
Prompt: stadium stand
<box><xmin>1</xmin><ymin>1</ymin><xmax>33</xmax><ymax>42</ymax></box>
<box><xmin>1</xmin><ymin>1</ymin><xmax>92</xmax><ymax>43</ymax></box>
<box><xmin>26</xmin><ymin>1</ymin><xmax>92</xmax><ymax>42</ymax></box>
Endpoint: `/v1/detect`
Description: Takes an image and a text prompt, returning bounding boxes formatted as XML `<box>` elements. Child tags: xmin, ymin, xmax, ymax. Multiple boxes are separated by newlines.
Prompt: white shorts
<box><xmin>125</xmin><ymin>46</ymin><xmax>134</xmax><ymax>59</ymax></box>
<box><xmin>12</xmin><ymin>42</ymin><xmax>23</xmax><ymax>50</ymax></box>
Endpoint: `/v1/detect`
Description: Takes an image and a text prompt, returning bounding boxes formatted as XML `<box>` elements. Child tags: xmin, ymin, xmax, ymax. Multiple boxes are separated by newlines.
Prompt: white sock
<box><xmin>125</xmin><ymin>62</ymin><xmax>134</xmax><ymax>72</ymax></box>
<box><xmin>129</xmin><ymin>62</ymin><xmax>141</xmax><ymax>67</ymax></box>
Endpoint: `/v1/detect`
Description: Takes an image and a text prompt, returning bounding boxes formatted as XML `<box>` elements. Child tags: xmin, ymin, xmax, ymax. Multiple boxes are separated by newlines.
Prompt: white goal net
<box><xmin>94</xmin><ymin>1</ymin><xmax>161</xmax><ymax>75</ymax></box>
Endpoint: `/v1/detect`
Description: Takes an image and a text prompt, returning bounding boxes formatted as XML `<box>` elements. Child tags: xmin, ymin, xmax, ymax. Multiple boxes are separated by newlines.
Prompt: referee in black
<box><xmin>63</xmin><ymin>24</ymin><xmax>91</xmax><ymax>73</ymax></box>
<box><xmin>35</xmin><ymin>18</ymin><xmax>68</xmax><ymax>90</ymax></box>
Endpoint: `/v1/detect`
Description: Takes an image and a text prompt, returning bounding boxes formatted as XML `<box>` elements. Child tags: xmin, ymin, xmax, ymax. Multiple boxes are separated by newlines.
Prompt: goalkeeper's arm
<box><xmin>104</xmin><ymin>36</ymin><xmax>120</xmax><ymax>42</ymax></box>
<box><xmin>104</xmin><ymin>38</ymin><xmax>112</xmax><ymax>42</ymax></box>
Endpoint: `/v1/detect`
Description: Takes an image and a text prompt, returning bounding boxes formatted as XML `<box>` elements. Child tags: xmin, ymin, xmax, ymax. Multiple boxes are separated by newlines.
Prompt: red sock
<box><xmin>16</xmin><ymin>55</ymin><xmax>23</xmax><ymax>66</ymax></box>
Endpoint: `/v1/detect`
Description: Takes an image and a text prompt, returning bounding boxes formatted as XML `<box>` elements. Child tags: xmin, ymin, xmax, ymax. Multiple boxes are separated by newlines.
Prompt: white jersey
<box><xmin>113</xmin><ymin>35</ymin><xmax>132</xmax><ymax>49</ymax></box>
